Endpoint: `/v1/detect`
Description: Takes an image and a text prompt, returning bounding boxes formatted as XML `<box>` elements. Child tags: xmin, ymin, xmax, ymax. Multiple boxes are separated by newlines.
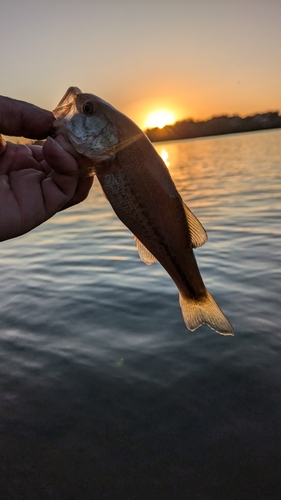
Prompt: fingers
<box><xmin>43</xmin><ymin>136</ymin><xmax>94</xmax><ymax>201</ymax></box>
<box><xmin>43</xmin><ymin>136</ymin><xmax>79</xmax><ymax>178</ymax></box>
<box><xmin>29</xmin><ymin>144</ymin><xmax>45</xmax><ymax>163</ymax></box>
<box><xmin>43</xmin><ymin>135</ymin><xmax>93</xmax><ymax>211</ymax></box>
<box><xmin>42</xmin><ymin>136</ymin><xmax>80</xmax><ymax>210</ymax></box>
<box><xmin>0</xmin><ymin>96</ymin><xmax>54</xmax><ymax>139</ymax></box>
<box><xmin>61</xmin><ymin>176</ymin><xmax>94</xmax><ymax>210</ymax></box>
<box><xmin>54</xmin><ymin>134</ymin><xmax>82</xmax><ymax>160</ymax></box>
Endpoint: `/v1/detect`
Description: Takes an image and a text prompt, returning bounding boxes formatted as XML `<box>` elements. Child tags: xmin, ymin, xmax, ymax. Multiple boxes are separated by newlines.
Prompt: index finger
<box><xmin>0</xmin><ymin>95</ymin><xmax>54</xmax><ymax>139</ymax></box>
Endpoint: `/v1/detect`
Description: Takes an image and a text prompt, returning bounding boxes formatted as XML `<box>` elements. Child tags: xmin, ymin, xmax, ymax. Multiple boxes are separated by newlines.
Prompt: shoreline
<box><xmin>145</xmin><ymin>111</ymin><xmax>281</xmax><ymax>143</ymax></box>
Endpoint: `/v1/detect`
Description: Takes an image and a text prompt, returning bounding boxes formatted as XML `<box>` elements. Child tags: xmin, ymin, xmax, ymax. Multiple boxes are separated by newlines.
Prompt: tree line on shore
<box><xmin>145</xmin><ymin>111</ymin><xmax>281</xmax><ymax>142</ymax></box>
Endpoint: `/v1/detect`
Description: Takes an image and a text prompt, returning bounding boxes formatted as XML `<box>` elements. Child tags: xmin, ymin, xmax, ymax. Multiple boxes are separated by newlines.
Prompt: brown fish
<box><xmin>53</xmin><ymin>87</ymin><xmax>234</xmax><ymax>335</ymax></box>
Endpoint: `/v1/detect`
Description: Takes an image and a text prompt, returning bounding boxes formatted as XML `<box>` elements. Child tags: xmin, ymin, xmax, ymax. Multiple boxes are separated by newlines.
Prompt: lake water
<box><xmin>0</xmin><ymin>129</ymin><xmax>281</xmax><ymax>499</ymax></box>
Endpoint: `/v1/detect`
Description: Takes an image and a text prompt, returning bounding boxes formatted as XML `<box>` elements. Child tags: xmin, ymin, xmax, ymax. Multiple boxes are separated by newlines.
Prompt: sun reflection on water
<box><xmin>160</xmin><ymin>149</ymin><xmax>170</xmax><ymax>167</ymax></box>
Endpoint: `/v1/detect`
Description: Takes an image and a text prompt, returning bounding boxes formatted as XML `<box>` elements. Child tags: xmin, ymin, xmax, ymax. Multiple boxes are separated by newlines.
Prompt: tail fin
<box><xmin>179</xmin><ymin>290</ymin><xmax>234</xmax><ymax>336</ymax></box>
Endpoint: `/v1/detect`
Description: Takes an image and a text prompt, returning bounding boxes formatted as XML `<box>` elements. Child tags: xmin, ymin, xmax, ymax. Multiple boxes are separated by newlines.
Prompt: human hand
<box><xmin>0</xmin><ymin>96</ymin><xmax>93</xmax><ymax>241</ymax></box>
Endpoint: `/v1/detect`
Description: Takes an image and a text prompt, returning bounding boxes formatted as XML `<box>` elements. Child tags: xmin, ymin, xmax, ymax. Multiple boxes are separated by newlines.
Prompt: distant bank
<box><xmin>145</xmin><ymin>111</ymin><xmax>281</xmax><ymax>143</ymax></box>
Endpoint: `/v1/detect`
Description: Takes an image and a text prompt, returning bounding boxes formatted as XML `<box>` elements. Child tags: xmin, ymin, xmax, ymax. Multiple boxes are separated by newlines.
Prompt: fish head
<box><xmin>53</xmin><ymin>87</ymin><xmax>119</xmax><ymax>161</ymax></box>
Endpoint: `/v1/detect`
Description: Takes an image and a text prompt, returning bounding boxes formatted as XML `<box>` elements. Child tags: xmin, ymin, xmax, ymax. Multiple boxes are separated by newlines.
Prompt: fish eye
<box><xmin>82</xmin><ymin>101</ymin><xmax>94</xmax><ymax>115</ymax></box>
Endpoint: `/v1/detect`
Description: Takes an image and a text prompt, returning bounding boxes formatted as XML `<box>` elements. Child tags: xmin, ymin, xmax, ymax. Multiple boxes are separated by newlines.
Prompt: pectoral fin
<box><xmin>134</xmin><ymin>237</ymin><xmax>157</xmax><ymax>265</ymax></box>
<box><xmin>182</xmin><ymin>202</ymin><xmax>208</xmax><ymax>248</ymax></box>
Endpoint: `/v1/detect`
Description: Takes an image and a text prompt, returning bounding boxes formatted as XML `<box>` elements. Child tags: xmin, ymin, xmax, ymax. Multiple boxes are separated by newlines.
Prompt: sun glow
<box><xmin>144</xmin><ymin>109</ymin><xmax>176</xmax><ymax>130</ymax></box>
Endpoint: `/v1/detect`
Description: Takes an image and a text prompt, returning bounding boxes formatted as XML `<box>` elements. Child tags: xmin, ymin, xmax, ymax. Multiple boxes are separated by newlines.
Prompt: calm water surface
<box><xmin>0</xmin><ymin>129</ymin><xmax>281</xmax><ymax>499</ymax></box>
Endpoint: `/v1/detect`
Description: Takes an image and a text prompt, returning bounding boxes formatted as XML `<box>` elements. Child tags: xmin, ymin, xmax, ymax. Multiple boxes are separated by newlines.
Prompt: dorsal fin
<box><xmin>134</xmin><ymin>237</ymin><xmax>157</xmax><ymax>265</ymax></box>
<box><xmin>182</xmin><ymin>202</ymin><xmax>208</xmax><ymax>248</ymax></box>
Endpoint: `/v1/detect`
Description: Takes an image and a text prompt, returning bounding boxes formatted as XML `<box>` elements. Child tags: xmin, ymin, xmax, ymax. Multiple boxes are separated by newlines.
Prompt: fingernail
<box><xmin>47</xmin><ymin>136</ymin><xmax>64</xmax><ymax>150</ymax></box>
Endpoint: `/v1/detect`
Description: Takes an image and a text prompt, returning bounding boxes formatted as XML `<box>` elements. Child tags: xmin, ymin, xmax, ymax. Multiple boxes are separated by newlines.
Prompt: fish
<box><xmin>52</xmin><ymin>87</ymin><xmax>234</xmax><ymax>335</ymax></box>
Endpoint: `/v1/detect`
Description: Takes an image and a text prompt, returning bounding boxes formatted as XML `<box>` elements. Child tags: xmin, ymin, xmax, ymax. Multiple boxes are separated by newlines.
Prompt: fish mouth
<box><xmin>53</xmin><ymin>86</ymin><xmax>82</xmax><ymax>119</ymax></box>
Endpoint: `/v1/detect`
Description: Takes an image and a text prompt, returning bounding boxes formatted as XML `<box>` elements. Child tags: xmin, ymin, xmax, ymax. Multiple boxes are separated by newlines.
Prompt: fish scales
<box><xmin>97</xmin><ymin>142</ymin><xmax>206</xmax><ymax>300</ymax></box>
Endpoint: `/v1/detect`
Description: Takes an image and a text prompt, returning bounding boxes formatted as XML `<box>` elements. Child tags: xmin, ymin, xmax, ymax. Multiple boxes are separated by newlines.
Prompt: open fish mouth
<box><xmin>52</xmin><ymin>86</ymin><xmax>82</xmax><ymax>119</ymax></box>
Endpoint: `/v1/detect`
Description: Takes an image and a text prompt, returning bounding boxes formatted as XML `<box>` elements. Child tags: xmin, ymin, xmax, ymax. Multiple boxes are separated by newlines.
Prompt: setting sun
<box><xmin>144</xmin><ymin>109</ymin><xmax>176</xmax><ymax>130</ymax></box>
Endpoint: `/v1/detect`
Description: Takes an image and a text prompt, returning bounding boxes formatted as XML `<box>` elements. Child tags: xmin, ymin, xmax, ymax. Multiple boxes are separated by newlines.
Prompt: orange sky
<box><xmin>1</xmin><ymin>0</ymin><xmax>281</xmax><ymax>132</ymax></box>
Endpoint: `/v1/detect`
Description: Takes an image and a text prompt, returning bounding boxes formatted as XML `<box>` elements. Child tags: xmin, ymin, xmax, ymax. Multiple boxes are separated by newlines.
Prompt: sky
<box><xmin>1</xmin><ymin>0</ymin><xmax>281</xmax><ymax>131</ymax></box>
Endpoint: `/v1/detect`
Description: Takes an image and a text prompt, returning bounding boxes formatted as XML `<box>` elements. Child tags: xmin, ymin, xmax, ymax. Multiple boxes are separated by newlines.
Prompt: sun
<box><xmin>144</xmin><ymin>109</ymin><xmax>176</xmax><ymax>130</ymax></box>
